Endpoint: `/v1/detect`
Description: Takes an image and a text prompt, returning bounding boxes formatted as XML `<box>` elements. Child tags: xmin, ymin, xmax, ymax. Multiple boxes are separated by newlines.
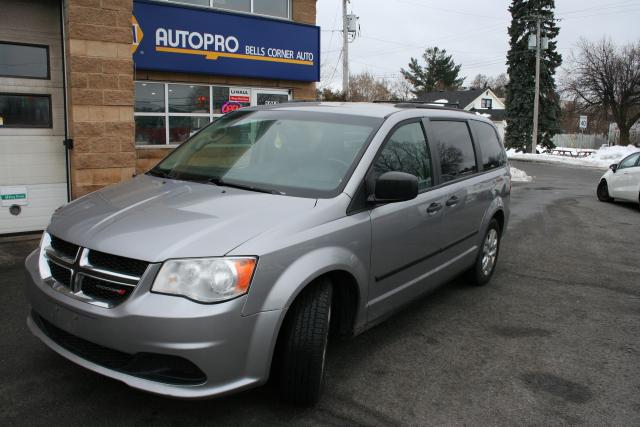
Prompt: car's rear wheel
<box><xmin>468</xmin><ymin>219</ymin><xmax>501</xmax><ymax>286</ymax></box>
<box><xmin>277</xmin><ymin>278</ymin><xmax>332</xmax><ymax>405</ymax></box>
<box><xmin>597</xmin><ymin>180</ymin><xmax>613</xmax><ymax>202</ymax></box>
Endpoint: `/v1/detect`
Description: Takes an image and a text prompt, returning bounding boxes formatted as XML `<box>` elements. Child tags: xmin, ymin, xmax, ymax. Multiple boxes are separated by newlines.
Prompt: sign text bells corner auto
<box><xmin>132</xmin><ymin>0</ymin><xmax>320</xmax><ymax>82</ymax></box>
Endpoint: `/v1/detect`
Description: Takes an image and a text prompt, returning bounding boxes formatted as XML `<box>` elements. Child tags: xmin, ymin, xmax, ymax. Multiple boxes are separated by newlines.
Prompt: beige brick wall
<box><xmin>67</xmin><ymin>0</ymin><xmax>135</xmax><ymax>198</ymax></box>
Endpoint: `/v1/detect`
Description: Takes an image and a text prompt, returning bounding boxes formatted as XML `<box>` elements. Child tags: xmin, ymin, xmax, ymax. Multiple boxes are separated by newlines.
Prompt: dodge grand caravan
<box><xmin>25</xmin><ymin>102</ymin><xmax>510</xmax><ymax>404</ymax></box>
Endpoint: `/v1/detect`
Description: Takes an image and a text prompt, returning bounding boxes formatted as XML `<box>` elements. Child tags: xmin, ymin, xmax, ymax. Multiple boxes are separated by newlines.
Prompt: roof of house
<box><xmin>416</xmin><ymin>89</ymin><xmax>486</xmax><ymax>108</ymax></box>
<box><xmin>470</xmin><ymin>108</ymin><xmax>506</xmax><ymax>121</ymax></box>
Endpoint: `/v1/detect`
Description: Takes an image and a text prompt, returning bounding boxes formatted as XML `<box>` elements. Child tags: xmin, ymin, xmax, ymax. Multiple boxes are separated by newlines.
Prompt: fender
<box><xmin>242</xmin><ymin>245</ymin><xmax>369</xmax><ymax>317</ymax></box>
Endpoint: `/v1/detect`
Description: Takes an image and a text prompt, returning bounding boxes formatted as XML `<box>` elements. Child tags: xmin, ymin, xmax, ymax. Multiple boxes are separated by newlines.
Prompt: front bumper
<box><xmin>24</xmin><ymin>250</ymin><xmax>282</xmax><ymax>399</ymax></box>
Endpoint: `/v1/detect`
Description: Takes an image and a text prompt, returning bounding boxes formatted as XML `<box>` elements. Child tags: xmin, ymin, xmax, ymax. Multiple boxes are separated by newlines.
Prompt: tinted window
<box><xmin>0</xmin><ymin>94</ymin><xmax>51</xmax><ymax>128</ymax></box>
<box><xmin>430</xmin><ymin>121</ymin><xmax>477</xmax><ymax>182</ymax></box>
<box><xmin>0</xmin><ymin>42</ymin><xmax>49</xmax><ymax>79</ymax></box>
<box><xmin>169</xmin><ymin>84</ymin><xmax>210</xmax><ymax>113</ymax></box>
<box><xmin>254</xmin><ymin>0</ymin><xmax>289</xmax><ymax>18</ymax></box>
<box><xmin>619</xmin><ymin>153</ymin><xmax>640</xmax><ymax>169</ymax></box>
<box><xmin>471</xmin><ymin>121</ymin><xmax>506</xmax><ymax>170</ymax></box>
<box><xmin>373</xmin><ymin>122</ymin><xmax>432</xmax><ymax>191</ymax></box>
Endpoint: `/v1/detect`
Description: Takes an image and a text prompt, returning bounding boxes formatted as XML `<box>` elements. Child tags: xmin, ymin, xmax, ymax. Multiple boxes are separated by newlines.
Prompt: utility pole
<box><xmin>342</xmin><ymin>0</ymin><xmax>349</xmax><ymax>100</ymax></box>
<box><xmin>531</xmin><ymin>17</ymin><xmax>541</xmax><ymax>154</ymax></box>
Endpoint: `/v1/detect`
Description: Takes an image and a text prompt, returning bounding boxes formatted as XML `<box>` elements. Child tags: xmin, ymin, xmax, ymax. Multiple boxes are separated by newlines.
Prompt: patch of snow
<box><xmin>510</xmin><ymin>166</ymin><xmax>532</xmax><ymax>182</ymax></box>
<box><xmin>507</xmin><ymin>145</ymin><xmax>640</xmax><ymax>169</ymax></box>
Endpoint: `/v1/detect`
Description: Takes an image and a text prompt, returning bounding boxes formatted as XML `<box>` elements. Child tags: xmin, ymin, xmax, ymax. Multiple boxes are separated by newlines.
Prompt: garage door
<box><xmin>0</xmin><ymin>0</ymin><xmax>68</xmax><ymax>234</ymax></box>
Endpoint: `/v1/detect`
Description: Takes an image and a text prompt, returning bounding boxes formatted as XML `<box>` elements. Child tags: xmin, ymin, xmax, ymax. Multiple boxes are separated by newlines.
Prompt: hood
<box><xmin>48</xmin><ymin>175</ymin><xmax>316</xmax><ymax>262</ymax></box>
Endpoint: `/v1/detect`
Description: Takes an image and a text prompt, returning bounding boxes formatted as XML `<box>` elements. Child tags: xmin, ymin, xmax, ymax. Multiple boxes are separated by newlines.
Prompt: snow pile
<box><xmin>507</xmin><ymin>145</ymin><xmax>640</xmax><ymax>169</ymax></box>
<box><xmin>510</xmin><ymin>166</ymin><xmax>532</xmax><ymax>182</ymax></box>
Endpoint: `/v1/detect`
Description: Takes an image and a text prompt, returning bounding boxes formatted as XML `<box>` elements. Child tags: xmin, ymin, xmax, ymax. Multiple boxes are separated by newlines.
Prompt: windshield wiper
<box><xmin>208</xmin><ymin>177</ymin><xmax>282</xmax><ymax>195</ymax></box>
<box><xmin>146</xmin><ymin>169</ymin><xmax>176</xmax><ymax>179</ymax></box>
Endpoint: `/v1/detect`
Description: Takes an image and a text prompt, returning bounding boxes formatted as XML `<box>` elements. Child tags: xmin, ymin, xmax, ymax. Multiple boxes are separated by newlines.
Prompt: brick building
<box><xmin>0</xmin><ymin>0</ymin><xmax>319</xmax><ymax>234</ymax></box>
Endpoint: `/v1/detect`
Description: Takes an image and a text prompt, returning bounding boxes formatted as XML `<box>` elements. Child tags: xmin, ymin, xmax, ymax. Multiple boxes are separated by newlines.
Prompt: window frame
<box><xmin>365</xmin><ymin>118</ymin><xmax>434</xmax><ymax>196</ymax></box>
<box><xmin>163</xmin><ymin>0</ymin><xmax>292</xmax><ymax>20</ymax></box>
<box><xmin>0</xmin><ymin>41</ymin><xmax>50</xmax><ymax>80</ymax></box>
<box><xmin>0</xmin><ymin>92</ymin><xmax>52</xmax><ymax>128</ymax></box>
<box><xmin>480</xmin><ymin>98</ymin><xmax>492</xmax><ymax>109</ymax></box>
<box><xmin>424</xmin><ymin>118</ymin><xmax>479</xmax><ymax>186</ymax></box>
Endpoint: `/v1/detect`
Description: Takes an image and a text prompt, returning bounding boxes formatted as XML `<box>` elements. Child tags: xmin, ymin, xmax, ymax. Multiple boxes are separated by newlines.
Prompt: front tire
<box><xmin>468</xmin><ymin>219</ymin><xmax>501</xmax><ymax>286</ymax></box>
<box><xmin>597</xmin><ymin>180</ymin><xmax>613</xmax><ymax>202</ymax></box>
<box><xmin>278</xmin><ymin>278</ymin><xmax>332</xmax><ymax>405</ymax></box>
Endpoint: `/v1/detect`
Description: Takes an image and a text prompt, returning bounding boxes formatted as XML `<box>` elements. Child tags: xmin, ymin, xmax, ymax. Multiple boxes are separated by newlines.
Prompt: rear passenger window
<box><xmin>429</xmin><ymin>121</ymin><xmax>477</xmax><ymax>182</ymax></box>
<box><xmin>372</xmin><ymin>122</ymin><xmax>433</xmax><ymax>191</ymax></box>
<box><xmin>470</xmin><ymin>121</ymin><xmax>506</xmax><ymax>170</ymax></box>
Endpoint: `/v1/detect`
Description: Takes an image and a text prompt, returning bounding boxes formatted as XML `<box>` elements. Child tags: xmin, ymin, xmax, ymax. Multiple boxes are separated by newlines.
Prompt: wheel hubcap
<box><xmin>481</xmin><ymin>229</ymin><xmax>499</xmax><ymax>277</ymax></box>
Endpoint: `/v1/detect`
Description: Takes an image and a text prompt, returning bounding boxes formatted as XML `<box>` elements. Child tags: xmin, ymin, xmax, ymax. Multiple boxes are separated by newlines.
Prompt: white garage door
<box><xmin>0</xmin><ymin>0</ymin><xmax>68</xmax><ymax>235</ymax></box>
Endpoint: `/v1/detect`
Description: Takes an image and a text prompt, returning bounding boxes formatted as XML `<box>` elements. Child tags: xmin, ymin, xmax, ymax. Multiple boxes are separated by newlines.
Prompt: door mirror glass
<box><xmin>609</xmin><ymin>163</ymin><xmax>618</xmax><ymax>172</ymax></box>
<box><xmin>371</xmin><ymin>171</ymin><xmax>419</xmax><ymax>203</ymax></box>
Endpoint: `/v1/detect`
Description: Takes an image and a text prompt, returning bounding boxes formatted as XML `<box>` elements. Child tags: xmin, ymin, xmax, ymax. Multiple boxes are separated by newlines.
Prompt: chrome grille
<box><xmin>41</xmin><ymin>234</ymin><xmax>150</xmax><ymax>308</ymax></box>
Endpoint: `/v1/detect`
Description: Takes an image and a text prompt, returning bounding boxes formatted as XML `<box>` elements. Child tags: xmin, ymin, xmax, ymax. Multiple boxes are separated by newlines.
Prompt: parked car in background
<box><xmin>597</xmin><ymin>152</ymin><xmax>640</xmax><ymax>207</ymax></box>
<box><xmin>24</xmin><ymin>102</ymin><xmax>510</xmax><ymax>405</ymax></box>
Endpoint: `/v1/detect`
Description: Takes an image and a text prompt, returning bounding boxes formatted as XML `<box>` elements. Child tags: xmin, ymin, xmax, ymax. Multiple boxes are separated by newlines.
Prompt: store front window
<box><xmin>165</xmin><ymin>0</ymin><xmax>290</xmax><ymax>19</ymax></box>
<box><xmin>134</xmin><ymin>82</ymin><xmax>289</xmax><ymax>146</ymax></box>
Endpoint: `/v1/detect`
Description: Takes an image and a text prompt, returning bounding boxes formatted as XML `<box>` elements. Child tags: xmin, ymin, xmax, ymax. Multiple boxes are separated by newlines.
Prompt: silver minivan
<box><xmin>25</xmin><ymin>102</ymin><xmax>510</xmax><ymax>404</ymax></box>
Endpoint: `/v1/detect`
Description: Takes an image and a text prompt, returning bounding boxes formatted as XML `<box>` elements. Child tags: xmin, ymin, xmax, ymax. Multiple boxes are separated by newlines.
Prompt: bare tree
<box><xmin>349</xmin><ymin>71</ymin><xmax>392</xmax><ymax>102</ymax></box>
<box><xmin>390</xmin><ymin>76</ymin><xmax>415</xmax><ymax>101</ymax></box>
<box><xmin>470</xmin><ymin>73</ymin><xmax>508</xmax><ymax>98</ymax></box>
<box><xmin>563</xmin><ymin>38</ymin><xmax>640</xmax><ymax>145</ymax></box>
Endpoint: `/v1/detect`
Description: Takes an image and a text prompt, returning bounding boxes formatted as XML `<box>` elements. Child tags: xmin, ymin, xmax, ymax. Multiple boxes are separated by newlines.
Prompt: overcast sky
<box><xmin>317</xmin><ymin>0</ymin><xmax>640</xmax><ymax>90</ymax></box>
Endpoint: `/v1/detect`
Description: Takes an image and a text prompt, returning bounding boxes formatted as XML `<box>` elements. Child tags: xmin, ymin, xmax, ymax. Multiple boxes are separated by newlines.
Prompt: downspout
<box><xmin>59</xmin><ymin>0</ymin><xmax>72</xmax><ymax>201</ymax></box>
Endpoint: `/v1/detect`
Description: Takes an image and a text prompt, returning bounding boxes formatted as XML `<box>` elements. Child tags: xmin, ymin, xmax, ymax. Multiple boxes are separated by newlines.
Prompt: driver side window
<box><xmin>372</xmin><ymin>122</ymin><xmax>433</xmax><ymax>191</ymax></box>
<box><xmin>618</xmin><ymin>153</ymin><xmax>640</xmax><ymax>169</ymax></box>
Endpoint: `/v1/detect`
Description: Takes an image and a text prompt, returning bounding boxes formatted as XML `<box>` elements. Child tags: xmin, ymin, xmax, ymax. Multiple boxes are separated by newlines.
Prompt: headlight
<box><xmin>151</xmin><ymin>257</ymin><xmax>257</xmax><ymax>303</ymax></box>
<box><xmin>38</xmin><ymin>232</ymin><xmax>52</xmax><ymax>279</ymax></box>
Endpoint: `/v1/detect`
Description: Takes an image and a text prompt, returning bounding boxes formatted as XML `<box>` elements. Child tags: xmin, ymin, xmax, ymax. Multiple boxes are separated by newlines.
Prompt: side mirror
<box><xmin>609</xmin><ymin>163</ymin><xmax>618</xmax><ymax>173</ymax></box>
<box><xmin>370</xmin><ymin>171</ymin><xmax>419</xmax><ymax>203</ymax></box>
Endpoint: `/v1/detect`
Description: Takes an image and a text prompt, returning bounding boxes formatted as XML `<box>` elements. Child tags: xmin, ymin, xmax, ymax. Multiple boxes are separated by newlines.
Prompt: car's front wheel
<box><xmin>277</xmin><ymin>278</ymin><xmax>332</xmax><ymax>405</ymax></box>
<box><xmin>597</xmin><ymin>180</ymin><xmax>613</xmax><ymax>202</ymax></box>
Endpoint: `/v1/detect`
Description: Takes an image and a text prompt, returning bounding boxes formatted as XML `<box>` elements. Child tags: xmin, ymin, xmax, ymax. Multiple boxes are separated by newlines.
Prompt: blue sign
<box><xmin>132</xmin><ymin>0</ymin><xmax>320</xmax><ymax>82</ymax></box>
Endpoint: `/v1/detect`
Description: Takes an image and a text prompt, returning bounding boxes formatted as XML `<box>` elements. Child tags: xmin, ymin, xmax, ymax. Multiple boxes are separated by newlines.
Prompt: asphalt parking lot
<box><xmin>1</xmin><ymin>161</ymin><xmax>638</xmax><ymax>426</ymax></box>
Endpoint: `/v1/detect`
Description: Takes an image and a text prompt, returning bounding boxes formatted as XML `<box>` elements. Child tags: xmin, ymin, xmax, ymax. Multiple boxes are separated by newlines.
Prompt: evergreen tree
<box><xmin>505</xmin><ymin>0</ymin><xmax>562</xmax><ymax>152</ymax></box>
<box><xmin>401</xmin><ymin>47</ymin><xmax>464</xmax><ymax>96</ymax></box>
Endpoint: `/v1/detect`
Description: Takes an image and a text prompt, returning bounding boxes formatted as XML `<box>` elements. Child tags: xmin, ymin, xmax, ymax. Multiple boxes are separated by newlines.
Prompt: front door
<box><xmin>368</xmin><ymin>120</ymin><xmax>448</xmax><ymax>321</ymax></box>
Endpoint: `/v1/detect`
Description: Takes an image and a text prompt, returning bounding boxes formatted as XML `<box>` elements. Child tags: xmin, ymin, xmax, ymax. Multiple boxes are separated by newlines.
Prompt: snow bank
<box><xmin>507</xmin><ymin>145</ymin><xmax>640</xmax><ymax>169</ymax></box>
<box><xmin>510</xmin><ymin>166</ymin><xmax>532</xmax><ymax>182</ymax></box>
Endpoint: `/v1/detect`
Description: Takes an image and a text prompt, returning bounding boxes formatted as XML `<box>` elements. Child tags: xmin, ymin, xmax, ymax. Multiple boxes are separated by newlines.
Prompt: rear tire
<box><xmin>278</xmin><ymin>278</ymin><xmax>332</xmax><ymax>405</ymax></box>
<box><xmin>597</xmin><ymin>180</ymin><xmax>613</xmax><ymax>202</ymax></box>
<box><xmin>468</xmin><ymin>219</ymin><xmax>501</xmax><ymax>286</ymax></box>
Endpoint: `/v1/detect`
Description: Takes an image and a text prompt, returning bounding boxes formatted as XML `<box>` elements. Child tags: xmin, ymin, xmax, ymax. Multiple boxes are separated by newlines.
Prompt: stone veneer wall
<box><xmin>65</xmin><ymin>0</ymin><xmax>317</xmax><ymax>192</ymax></box>
<box><xmin>66</xmin><ymin>0</ymin><xmax>135</xmax><ymax>198</ymax></box>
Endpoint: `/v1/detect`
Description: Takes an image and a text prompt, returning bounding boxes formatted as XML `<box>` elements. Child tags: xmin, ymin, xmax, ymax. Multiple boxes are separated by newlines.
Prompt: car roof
<box><xmin>250</xmin><ymin>101</ymin><xmax>485</xmax><ymax>121</ymax></box>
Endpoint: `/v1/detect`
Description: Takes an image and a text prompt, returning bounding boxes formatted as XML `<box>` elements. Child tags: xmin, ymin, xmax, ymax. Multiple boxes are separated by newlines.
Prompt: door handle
<box><xmin>426</xmin><ymin>202</ymin><xmax>442</xmax><ymax>214</ymax></box>
<box><xmin>446</xmin><ymin>196</ymin><xmax>459</xmax><ymax>207</ymax></box>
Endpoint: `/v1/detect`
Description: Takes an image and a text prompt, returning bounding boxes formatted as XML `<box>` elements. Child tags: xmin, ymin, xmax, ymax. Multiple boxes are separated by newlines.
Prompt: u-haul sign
<box><xmin>229</xmin><ymin>88</ymin><xmax>250</xmax><ymax>103</ymax></box>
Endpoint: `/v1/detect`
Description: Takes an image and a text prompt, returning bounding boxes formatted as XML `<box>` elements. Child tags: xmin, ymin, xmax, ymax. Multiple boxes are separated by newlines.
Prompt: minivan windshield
<box><xmin>150</xmin><ymin>109</ymin><xmax>382</xmax><ymax>197</ymax></box>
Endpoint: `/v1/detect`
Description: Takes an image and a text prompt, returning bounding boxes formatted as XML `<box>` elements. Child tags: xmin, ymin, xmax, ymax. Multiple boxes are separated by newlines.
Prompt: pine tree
<box><xmin>401</xmin><ymin>47</ymin><xmax>464</xmax><ymax>96</ymax></box>
<box><xmin>505</xmin><ymin>0</ymin><xmax>562</xmax><ymax>152</ymax></box>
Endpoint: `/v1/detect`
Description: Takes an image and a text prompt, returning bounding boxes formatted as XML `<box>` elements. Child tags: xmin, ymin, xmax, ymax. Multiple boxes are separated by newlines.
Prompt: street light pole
<box><xmin>531</xmin><ymin>17</ymin><xmax>541</xmax><ymax>154</ymax></box>
<box><xmin>342</xmin><ymin>0</ymin><xmax>349</xmax><ymax>101</ymax></box>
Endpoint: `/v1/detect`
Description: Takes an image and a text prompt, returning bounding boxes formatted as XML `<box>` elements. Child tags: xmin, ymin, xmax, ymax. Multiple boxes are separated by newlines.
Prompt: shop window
<box><xmin>211</xmin><ymin>0</ymin><xmax>251</xmax><ymax>13</ymax></box>
<box><xmin>135</xmin><ymin>82</ymin><xmax>165</xmax><ymax>113</ymax></box>
<box><xmin>135</xmin><ymin>116</ymin><xmax>167</xmax><ymax>145</ymax></box>
<box><xmin>0</xmin><ymin>42</ymin><xmax>49</xmax><ymax>79</ymax></box>
<box><xmin>0</xmin><ymin>94</ymin><xmax>51</xmax><ymax>128</ymax></box>
<box><xmin>175</xmin><ymin>0</ymin><xmax>210</xmax><ymax>6</ymax></box>
<box><xmin>253</xmin><ymin>0</ymin><xmax>288</xmax><ymax>18</ymax></box>
<box><xmin>169</xmin><ymin>116</ymin><xmax>211</xmax><ymax>143</ymax></box>
<box><xmin>169</xmin><ymin>85</ymin><xmax>210</xmax><ymax>113</ymax></box>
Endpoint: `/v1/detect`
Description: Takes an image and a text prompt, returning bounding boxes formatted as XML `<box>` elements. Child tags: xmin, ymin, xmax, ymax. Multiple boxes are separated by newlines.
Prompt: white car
<box><xmin>597</xmin><ymin>151</ymin><xmax>640</xmax><ymax>207</ymax></box>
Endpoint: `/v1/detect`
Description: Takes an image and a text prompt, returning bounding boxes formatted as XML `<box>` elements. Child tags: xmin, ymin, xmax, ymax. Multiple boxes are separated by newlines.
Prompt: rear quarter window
<box><xmin>470</xmin><ymin>120</ymin><xmax>506</xmax><ymax>171</ymax></box>
<box><xmin>429</xmin><ymin>120</ymin><xmax>477</xmax><ymax>182</ymax></box>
